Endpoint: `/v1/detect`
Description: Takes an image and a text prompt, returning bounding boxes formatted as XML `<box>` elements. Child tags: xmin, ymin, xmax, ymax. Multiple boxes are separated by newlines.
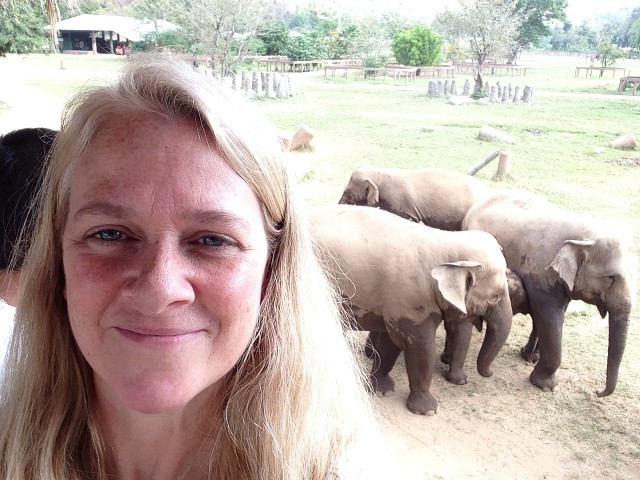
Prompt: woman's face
<box><xmin>62</xmin><ymin>112</ymin><xmax>269</xmax><ymax>415</ymax></box>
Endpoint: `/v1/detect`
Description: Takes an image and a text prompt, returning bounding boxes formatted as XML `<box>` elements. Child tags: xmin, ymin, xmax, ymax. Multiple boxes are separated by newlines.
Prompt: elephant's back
<box><xmin>308</xmin><ymin>204</ymin><xmax>429</xmax><ymax>255</ymax></box>
<box><xmin>396</xmin><ymin>168</ymin><xmax>488</xmax><ymax>222</ymax></box>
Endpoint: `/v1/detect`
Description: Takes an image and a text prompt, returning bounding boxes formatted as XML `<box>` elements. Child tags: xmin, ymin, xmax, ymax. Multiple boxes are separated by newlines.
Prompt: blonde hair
<box><xmin>0</xmin><ymin>55</ymin><xmax>376</xmax><ymax>479</ymax></box>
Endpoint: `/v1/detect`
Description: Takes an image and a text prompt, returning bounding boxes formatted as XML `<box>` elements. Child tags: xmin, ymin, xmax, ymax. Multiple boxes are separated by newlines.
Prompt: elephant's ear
<box><xmin>363</xmin><ymin>179</ymin><xmax>379</xmax><ymax>205</ymax></box>
<box><xmin>431</xmin><ymin>261</ymin><xmax>482</xmax><ymax>314</ymax></box>
<box><xmin>547</xmin><ymin>240</ymin><xmax>595</xmax><ymax>292</ymax></box>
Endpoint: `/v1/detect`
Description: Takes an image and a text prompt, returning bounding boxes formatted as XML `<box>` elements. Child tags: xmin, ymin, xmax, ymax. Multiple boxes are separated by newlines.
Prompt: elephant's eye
<box><xmin>488</xmin><ymin>294</ymin><xmax>502</xmax><ymax>303</ymax></box>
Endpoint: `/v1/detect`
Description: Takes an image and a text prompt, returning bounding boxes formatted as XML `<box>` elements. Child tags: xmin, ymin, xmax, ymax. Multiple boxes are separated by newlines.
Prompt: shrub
<box><xmin>392</xmin><ymin>25</ymin><xmax>443</xmax><ymax>66</ymax></box>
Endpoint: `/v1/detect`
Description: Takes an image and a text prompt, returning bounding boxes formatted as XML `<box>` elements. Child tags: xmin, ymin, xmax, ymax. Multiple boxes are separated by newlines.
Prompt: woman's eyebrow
<box><xmin>190</xmin><ymin>210</ymin><xmax>252</xmax><ymax>229</ymax></box>
<box><xmin>73</xmin><ymin>203</ymin><xmax>253</xmax><ymax>229</ymax></box>
<box><xmin>72</xmin><ymin>201</ymin><xmax>134</xmax><ymax>220</ymax></box>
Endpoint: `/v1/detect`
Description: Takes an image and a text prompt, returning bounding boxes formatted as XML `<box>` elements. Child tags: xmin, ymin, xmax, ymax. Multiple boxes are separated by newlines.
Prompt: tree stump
<box><xmin>494</xmin><ymin>150</ymin><xmax>512</xmax><ymax>180</ymax></box>
<box><xmin>512</xmin><ymin>86</ymin><xmax>521</xmax><ymax>103</ymax></box>
<box><xmin>266</xmin><ymin>73</ymin><xmax>276</xmax><ymax>98</ymax></box>
<box><xmin>489</xmin><ymin>86</ymin><xmax>498</xmax><ymax>103</ymax></box>
<box><xmin>252</xmin><ymin>72</ymin><xmax>263</xmax><ymax>97</ymax></box>
<box><xmin>501</xmin><ymin>85</ymin><xmax>509</xmax><ymax>102</ymax></box>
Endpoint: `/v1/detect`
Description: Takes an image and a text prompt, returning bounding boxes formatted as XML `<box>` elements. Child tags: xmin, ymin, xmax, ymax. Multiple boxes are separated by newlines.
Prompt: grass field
<box><xmin>1</xmin><ymin>52</ymin><xmax>639</xmax><ymax>478</ymax></box>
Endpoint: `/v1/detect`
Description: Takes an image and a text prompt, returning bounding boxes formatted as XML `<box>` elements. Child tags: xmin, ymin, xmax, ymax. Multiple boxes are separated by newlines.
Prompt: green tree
<box><xmin>391</xmin><ymin>25</ymin><xmax>443</xmax><ymax>66</ymax></box>
<box><xmin>133</xmin><ymin>29</ymin><xmax>195</xmax><ymax>54</ymax></box>
<box><xmin>284</xmin><ymin>31</ymin><xmax>327</xmax><ymax>61</ymax></box>
<box><xmin>547</xmin><ymin>22</ymin><xmax>598</xmax><ymax>52</ymax></box>
<box><xmin>0</xmin><ymin>0</ymin><xmax>48</xmax><ymax>55</ymax></box>
<box><xmin>286</xmin><ymin>5</ymin><xmax>337</xmax><ymax>35</ymax></box>
<box><xmin>630</xmin><ymin>17</ymin><xmax>640</xmax><ymax>51</ymax></box>
<box><xmin>509</xmin><ymin>0</ymin><xmax>568</xmax><ymax>61</ymax></box>
<box><xmin>434</xmin><ymin>0</ymin><xmax>522</xmax><ymax>72</ymax></box>
<box><xmin>256</xmin><ymin>21</ymin><xmax>290</xmax><ymax>56</ymax></box>
<box><xmin>595</xmin><ymin>37</ymin><xmax>626</xmax><ymax>68</ymax></box>
<box><xmin>326</xmin><ymin>23</ymin><xmax>361</xmax><ymax>59</ymax></box>
<box><xmin>129</xmin><ymin>0</ymin><xmax>187</xmax><ymax>51</ymax></box>
<box><xmin>380</xmin><ymin>10</ymin><xmax>414</xmax><ymax>39</ymax></box>
<box><xmin>179</xmin><ymin>0</ymin><xmax>276</xmax><ymax>76</ymax></box>
<box><xmin>42</xmin><ymin>0</ymin><xmax>79</xmax><ymax>52</ymax></box>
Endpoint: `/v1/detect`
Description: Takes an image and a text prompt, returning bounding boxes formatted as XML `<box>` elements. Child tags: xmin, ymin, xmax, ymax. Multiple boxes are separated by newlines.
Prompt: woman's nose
<box><xmin>124</xmin><ymin>242</ymin><xmax>196</xmax><ymax>314</ymax></box>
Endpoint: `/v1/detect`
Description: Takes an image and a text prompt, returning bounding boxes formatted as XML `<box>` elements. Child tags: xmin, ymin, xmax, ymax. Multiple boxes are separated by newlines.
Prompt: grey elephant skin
<box><xmin>338</xmin><ymin>165</ymin><xmax>489</xmax><ymax>230</ymax></box>
<box><xmin>463</xmin><ymin>189</ymin><xmax>637</xmax><ymax>396</ymax></box>
<box><xmin>309</xmin><ymin>204</ymin><xmax>513</xmax><ymax>415</ymax></box>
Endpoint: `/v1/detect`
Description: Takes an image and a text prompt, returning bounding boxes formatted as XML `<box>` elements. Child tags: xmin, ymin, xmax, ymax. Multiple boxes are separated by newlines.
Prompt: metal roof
<box><xmin>47</xmin><ymin>14</ymin><xmax>179</xmax><ymax>42</ymax></box>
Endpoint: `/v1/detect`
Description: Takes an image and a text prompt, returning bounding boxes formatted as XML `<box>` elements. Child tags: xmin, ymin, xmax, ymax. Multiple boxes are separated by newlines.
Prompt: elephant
<box><xmin>462</xmin><ymin>188</ymin><xmax>638</xmax><ymax>396</ymax></box>
<box><xmin>308</xmin><ymin>204</ymin><xmax>513</xmax><ymax>415</ymax></box>
<box><xmin>365</xmin><ymin>266</ymin><xmax>528</xmax><ymax>384</ymax></box>
<box><xmin>338</xmin><ymin>164</ymin><xmax>489</xmax><ymax>230</ymax></box>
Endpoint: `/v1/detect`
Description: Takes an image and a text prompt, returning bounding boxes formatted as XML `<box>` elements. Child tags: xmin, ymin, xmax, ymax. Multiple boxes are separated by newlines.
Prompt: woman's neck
<box><xmin>0</xmin><ymin>269</ymin><xmax>20</xmax><ymax>306</ymax></box>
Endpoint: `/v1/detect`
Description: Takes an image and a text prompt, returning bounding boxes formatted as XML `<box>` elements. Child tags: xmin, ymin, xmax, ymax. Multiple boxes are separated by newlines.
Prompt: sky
<box><xmin>565</xmin><ymin>0</ymin><xmax>638</xmax><ymax>23</ymax></box>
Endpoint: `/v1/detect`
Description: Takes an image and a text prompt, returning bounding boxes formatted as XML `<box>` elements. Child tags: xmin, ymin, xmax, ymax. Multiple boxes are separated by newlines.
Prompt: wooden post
<box><xmin>91</xmin><ymin>31</ymin><xmax>97</xmax><ymax>54</ymax></box>
<box><xmin>495</xmin><ymin>150</ymin><xmax>512</xmax><ymax>180</ymax></box>
<box><xmin>467</xmin><ymin>151</ymin><xmax>499</xmax><ymax>176</ymax></box>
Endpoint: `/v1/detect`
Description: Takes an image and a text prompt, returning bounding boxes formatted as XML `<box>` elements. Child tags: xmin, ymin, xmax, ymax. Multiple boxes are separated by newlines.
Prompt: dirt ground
<box><xmin>350</xmin><ymin>312</ymin><xmax>640</xmax><ymax>480</ymax></box>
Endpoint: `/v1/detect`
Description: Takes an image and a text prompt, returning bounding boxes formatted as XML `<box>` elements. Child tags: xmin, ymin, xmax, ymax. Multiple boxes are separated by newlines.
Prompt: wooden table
<box><xmin>416</xmin><ymin>66</ymin><xmax>455</xmax><ymax>78</ymax></box>
<box><xmin>618</xmin><ymin>76</ymin><xmax>640</xmax><ymax>95</ymax></box>
<box><xmin>575</xmin><ymin>66</ymin><xmax>627</xmax><ymax>78</ymax></box>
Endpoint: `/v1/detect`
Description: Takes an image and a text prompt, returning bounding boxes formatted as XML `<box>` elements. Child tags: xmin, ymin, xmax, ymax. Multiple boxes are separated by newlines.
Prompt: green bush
<box><xmin>391</xmin><ymin>25</ymin><xmax>443</xmax><ymax>66</ymax></box>
<box><xmin>362</xmin><ymin>55</ymin><xmax>389</xmax><ymax>68</ymax></box>
<box><xmin>0</xmin><ymin>0</ymin><xmax>48</xmax><ymax>55</ymax></box>
<box><xmin>133</xmin><ymin>30</ymin><xmax>193</xmax><ymax>53</ymax></box>
<box><xmin>285</xmin><ymin>32</ymin><xmax>327</xmax><ymax>61</ymax></box>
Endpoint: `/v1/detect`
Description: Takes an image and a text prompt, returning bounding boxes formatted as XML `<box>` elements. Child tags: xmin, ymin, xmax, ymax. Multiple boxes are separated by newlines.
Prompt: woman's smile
<box><xmin>113</xmin><ymin>326</ymin><xmax>206</xmax><ymax>347</ymax></box>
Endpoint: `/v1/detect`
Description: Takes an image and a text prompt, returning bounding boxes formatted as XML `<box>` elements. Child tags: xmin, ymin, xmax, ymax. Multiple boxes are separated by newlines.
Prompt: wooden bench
<box><xmin>575</xmin><ymin>66</ymin><xmax>628</xmax><ymax>78</ymax></box>
<box><xmin>618</xmin><ymin>76</ymin><xmax>640</xmax><ymax>95</ymax></box>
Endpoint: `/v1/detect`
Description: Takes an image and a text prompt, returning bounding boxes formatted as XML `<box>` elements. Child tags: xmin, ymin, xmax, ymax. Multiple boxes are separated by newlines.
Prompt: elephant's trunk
<box><xmin>596</xmin><ymin>306</ymin><xmax>630</xmax><ymax>397</ymax></box>
<box><xmin>477</xmin><ymin>295</ymin><xmax>513</xmax><ymax>377</ymax></box>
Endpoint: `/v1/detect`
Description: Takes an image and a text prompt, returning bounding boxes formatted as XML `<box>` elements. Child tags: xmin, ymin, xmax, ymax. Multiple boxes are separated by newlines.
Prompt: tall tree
<box><xmin>630</xmin><ymin>17</ymin><xmax>640</xmax><ymax>51</ymax></box>
<box><xmin>44</xmin><ymin>0</ymin><xmax>79</xmax><ymax>52</ymax></box>
<box><xmin>181</xmin><ymin>0</ymin><xmax>276</xmax><ymax>76</ymax></box>
<box><xmin>508</xmin><ymin>0</ymin><xmax>567</xmax><ymax>62</ymax></box>
<box><xmin>433</xmin><ymin>0</ymin><xmax>522</xmax><ymax>75</ymax></box>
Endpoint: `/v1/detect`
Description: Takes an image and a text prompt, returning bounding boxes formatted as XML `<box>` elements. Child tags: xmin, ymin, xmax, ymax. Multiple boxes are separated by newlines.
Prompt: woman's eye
<box><xmin>93</xmin><ymin>229</ymin><xmax>127</xmax><ymax>241</ymax></box>
<box><xmin>199</xmin><ymin>234</ymin><xmax>230</xmax><ymax>247</ymax></box>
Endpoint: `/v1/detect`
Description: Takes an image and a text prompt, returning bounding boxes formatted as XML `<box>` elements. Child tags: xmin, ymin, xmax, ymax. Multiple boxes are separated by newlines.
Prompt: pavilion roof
<box><xmin>48</xmin><ymin>14</ymin><xmax>178</xmax><ymax>42</ymax></box>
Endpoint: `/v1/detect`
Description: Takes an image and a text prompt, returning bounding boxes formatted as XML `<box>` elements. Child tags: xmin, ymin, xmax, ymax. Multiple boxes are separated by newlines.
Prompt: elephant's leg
<box><xmin>393</xmin><ymin>320</ymin><xmax>438</xmax><ymax>415</ymax></box>
<box><xmin>526</xmin><ymin>288</ymin><xmax>567</xmax><ymax>392</ymax></box>
<box><xmin>368</xmin><ymin>330</ymin><xmax>400</xmax><ymax>396</ymax></box>
<box><xmin>364</xmin><ymin>331</ymin><xmax>379</xmax><ymax>358</ymax></box>
<box><xmin>442</xmin><ymin>320</ymin><xmax>472</xmax><ymax>385</ymax></box>
<box><xmin>520</xmin><ymin>320</ymin><xmax>539</xmax><ymax>364</ymax></box>
<box><xmin>441</xmin><ymin>322</ymin><xmax>452</xmax><ymax>365</ymax></box>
